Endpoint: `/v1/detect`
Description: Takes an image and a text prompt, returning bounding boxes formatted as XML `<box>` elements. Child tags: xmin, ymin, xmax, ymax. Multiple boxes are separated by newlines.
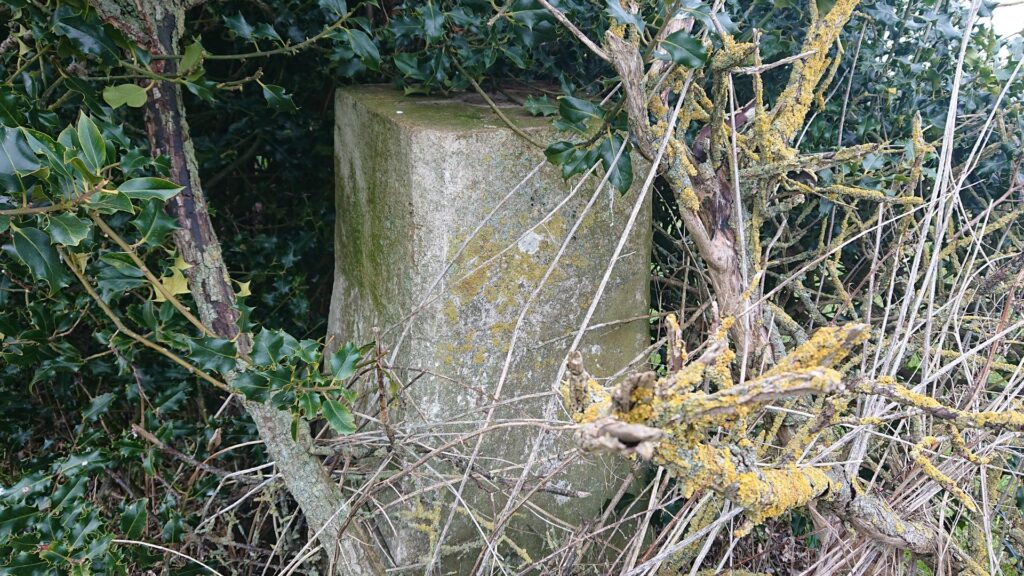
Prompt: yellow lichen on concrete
<box><xmin>402</xmin><ymin>498</ymin><xmax>443</xmax><ymax>552</ymax></box>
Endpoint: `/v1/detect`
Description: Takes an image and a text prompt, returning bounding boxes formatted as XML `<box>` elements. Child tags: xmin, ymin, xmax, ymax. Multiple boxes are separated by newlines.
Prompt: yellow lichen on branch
<box><xmin>859</xmin><ymin>377</ymin><xmax>1024</xmax><ymax>431</ymax></box>
<box><xmin>763</xmin><ymin>323</ymin><xmax>867</xmax><ymax>376</ymax></box>
<box><xmin>562</xmin><ymin>324</ymin><xmax>865</xmax><ymax>532</ymax></box>
<box><xmin>768</xmin><ymin>0</ymin><xmax>861</xmax><ymax>145</ymax></box>
<box><xmin>910</xmin><ymin>437</ymin><xmax>978</xmax><ymax>512</ymax></box>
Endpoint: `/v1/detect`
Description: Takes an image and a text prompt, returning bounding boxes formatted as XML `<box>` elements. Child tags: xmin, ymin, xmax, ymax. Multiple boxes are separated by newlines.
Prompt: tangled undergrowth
<box><xmin>1</xmin><ymin>0</ymin><xmax>1022</xmax><ymax>574</ymax></box>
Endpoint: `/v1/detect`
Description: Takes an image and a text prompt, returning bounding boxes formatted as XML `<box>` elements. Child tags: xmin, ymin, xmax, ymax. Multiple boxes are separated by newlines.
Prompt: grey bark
<box><xmin>89</xmin><ymin>2</ymin><xmax>384</xmax><ymax>573</ymax></box>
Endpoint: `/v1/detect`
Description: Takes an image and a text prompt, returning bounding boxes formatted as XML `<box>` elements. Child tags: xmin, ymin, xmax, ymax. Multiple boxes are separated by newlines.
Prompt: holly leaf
<box><xmin>524</xmin><ymin>95</ymin><xmax>558</xmax><ymax>116</ymax></box>
<box><xmin>88</xmin><ymin>190</ymin><xmax>134</xmax><ymax>215</ymax></box>
<box><xmin>0</xmin><ymin>126</ymin><xmax>41</xmax><ymax>179</ymax></box>
<box><xmin>606</xmin><ymin>0</ymin><xmax>645</xmax><ymax>32</ymax></box>
<box><xmin>319</xmin><ymin>0</ymin><xmax>348</xmax><ymax>18</ymax></box>
<box><xmin>46</xmin><ymin>213</ymin><xmax>91</xmax><ymax>247</ymax></box>
<box><xmin>153</xmin><ymin>266</ymin><xmax>190</xmax><ymax>302</ymax></box>
<box><xmin>233</xmin><ymin>372</ymin><xmax>271</xmax><ymax>402</ymax></box>
<box><xmin>119</xmin><ymin>499</ymin><xmax>148</xmax><ymax>539</ymax></box>
<box><xmin>224</xmin><ymin>13</ymin><xmax>254</xmax><ymax>41</ymax></box>
<box><xmin>82</xmin><ymin>392</ymin><xmax>115</xmax><ymax>421</ymax></box>
<box><xmin>261</xmin><ymin>84</ymin><xmax>298</xmax><ymax>112</ymax></box>
<box><xmin>48</xmin><ymin>476</ymin><xmax>87</xmax><ymax>513</ymax></box>
<box><xmin>180</xmin><ymin>40</ymin><xmax>205</xmax><ymax>74</ymax></box>
<box><xmin>598</xmin><ymin>134</ymin><xmax>633</xmax><ymax>193</ymax></box>
<box><xmin>558</xmin><ymin>95</ymin><xmax>603</xmax><ymax>124</ymax></box>
<box><xmin>347</xmin><ymin>29</ymin><xmax>380</xmax><ymax>68</ymax></box>
<box><xmin>322</xmin><ymin>398</ymin><xmax>356</xmax><ymax>435</ymax></box>
<box><xmin>655</xmin><ymin>31</ymin><xmax>708</xmax><ymax>68</ymax></box>
<box><xmin>76</xmin><ymin>113</ymin><xmax>106</xmax><ymax>173</ymax></box>
<box><xmin>545</xmin><ymin>141</ymin><xmax>596</xmax><ymax>179</ymax></box>
<box><xmin>252</xmin><ymin>328</ymin><xmax>299</xmax><ymax>366</ymax></box>
<box><xmin>102</xmin><ymin>83</ymin><xmax>148</xmax><ymax>109</ymax></box>
<box><xmin>394</xmin><ymin>53</ymin><xmax>424</xmax><ymax>79</ymax></box>
<box><xmin>117</xmin><ymin>177</ymin><xmax>183</xmax><ymax>201</ymax></box>
<box><xmin>418</xmin><ymin>3</ymin><xmax>445</xmax><ymax>42</ymax></box>
<box><xmin>0</xmin><ymin>505</ymin><xmax>36</xmax><ymax>540</ymax></box>
<box><xmin>545</xmin><ymin>140</ymin><xmax>577</xmax><ymax>165</ymax></box>
<box><xmin>162</xmin><ymin>514</ymin><xmax>184</xmax><ymax>543</ymax></box>
<box><xmin>297</xmin><ymin>392</ymin><xmax>321</xmax><ymax>417</ymax></box>
<box><xmin>96</xmin><ymin>252</ymin><xmax>146</xmax><ymax>293</ymax></box>
<box><xmin>329</xmin><ymin>342</ymin><xmax>362</xmax><ymax>380</ymax></box>
<box><xmin>131</xmin><ymin>199</ymin><xmax>179</xmax><ymax>246</ymax></box>
<box><xmin>187</xmin><ymin>337</ymin><xmax>237</xmax><ymax>373</ymax></box>
<box><xmin>10</xmin><ymin>226</ymin><xmax>70</xmax><ymax>291</ymax></box>
<box><xmin>253</xmin><ymin>23</ymin><xmax>282</xmax><ymax>43</ymax></box>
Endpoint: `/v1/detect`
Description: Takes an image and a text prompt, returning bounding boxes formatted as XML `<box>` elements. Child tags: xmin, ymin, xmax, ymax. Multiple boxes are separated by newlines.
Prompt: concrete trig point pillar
<box><xmin>327</xmin><ymin>85</ymin><xmax>651</xmax><ymax>571</ymax></box>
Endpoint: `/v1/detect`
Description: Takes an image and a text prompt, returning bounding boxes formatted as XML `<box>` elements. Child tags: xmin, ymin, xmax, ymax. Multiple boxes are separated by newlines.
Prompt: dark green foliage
<box><xmin>1</xmin><ymin>0</ymin><xmax>1021</xmax><ymax>573</ymax></box>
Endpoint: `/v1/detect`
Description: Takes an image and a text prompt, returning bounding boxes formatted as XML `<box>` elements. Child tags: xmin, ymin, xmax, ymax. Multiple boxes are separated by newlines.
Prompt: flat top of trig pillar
<box><xmin>337</xmin><ymin>84</ymin><xmax>553</xmax><ymax>132</ymax></box>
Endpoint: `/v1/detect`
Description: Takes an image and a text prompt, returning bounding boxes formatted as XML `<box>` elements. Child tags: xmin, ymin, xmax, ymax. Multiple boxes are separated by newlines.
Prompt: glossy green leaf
<box><xmin>187</xmin><ymin>337</ymin><xmax>238</xmax><ymax>373</ymax></box>
<box><xmin>181</xmin><ymin>40</ymin><xmax>205</xmax><ymax>73</ymax></box>
<box><xmin>10</xmin><ymin>226</ymin><xmax>70</xmax><ymax>291</ymax></box>
<box><xmin>597</xmin><ymin>134</ymin><xmax>633</xmax><ymax>193</ymax></box>
<box><xmin>0</xmin><ymin>126</ymin><xmax>41</xmax><ymax>178</ymax></box>
<box><xmin>76</xmin><ymin>113</ymin><xmax>106</xmax><ymax>173</ymax></box>
<box><xmin>131</xmin><ymin>199</ymin><xmax>179</xmax><ymax>246</ymax></box>
<box><xmin>0</xmin><ymin>553</ymin><xmax>49</xmax><ymax>575</ymax></box>
<box><xmin>524</xmin><ymin>95</ymin><xmax>557</xmax><ymax>116</ymax></box>
<box><xmin>102</xmin><ymin>83</ymin><xmax>148</xmax><ymax>109</ymax></box>
<box><xmin>606</xmin><ymin>0</ymin><xmax>645</xmax><ymax>31</ymax></box>
<box><xmin>51</xmin><ymin>5</ymin><xmax>118</xmax><ymax>59</ymax></box>
<box><xmin>261</xmin><ymin>84</ymin><xmax>299</xmax><ymax>113</ymax></box>
<box><xmin>56</xmin><ymin>449</ymin><xmax>107</xmax><ymax>476</ymax></box>
<box><xmin>544</xmin><ymin>140</ymin><xmax>577</xmax><ymax>165</ymax></box>
<box><xmin>558</xmin><ymin>96</ymin><xmax>603</xmax><ymax>124</ymax></box>
<box><xmin>117</xmin><ymin>177</ymin><xmax>183</xmax><ymax>201</ymax></box>
<box><xmin>0</xmin><ymin>505</ymin><xmax>35</xmax><ymax>539</ymax></box>
<box><xmin>254</xmin><ymin>23</ymin><xmax>282</xmax><ymax>43</ymax></box>
<box><xmin>46</xmin><ymin>213</ymin><xmax>91</xmax><ymax>247</ymax></box>
<box><xmin>48</xmin><ymin>476</ymin><xmax>87</xmax><ymax>513</ymax></box>
<box><xmin>224</xmin><ymin>12</ymin><xmax>254</xmax><ymax>41</ymax></box>
<box><xmin>394</xmin><ymin>53</ymin><xmax>424</xmax><ymax>79</ymax></box>
<box><xmin>87</xmin><ymin>190</ymin><xmax>134</xmax><ymax>215</ymax></box>
<box><xmin>96</xmin><ymin>260</ymin><xmax>147</xmax><ymax>293</ymax></box>
<box><xmin>347</xmin><ymin>29</ymin><xmax>380</xmax><ymax>68</ymax></box>
<box><xmin>120</xmin><ymin>499</ymin><xmax>148</xmax><ymax>539</ymax></box>
<box><xmin>655</xmin><ymin>31</ymin><xmax>708</xmax><ymax>68</ymax></box>
<box><xmin>329</xmin><ymin>342</ymin><xmax>361</xmax><ymax>380</ymax></box>
<box><xmin>319</xmin><ymin>0</ymin><xmax>348</xmax><ymax>16</ymax></box>
<box><xmin>252</xmin><ymin>328</ymin><xmax>299</xmax><ymax>366</ymax></box>
<box><xmin>82</xmin><ymin>392</ymin><xmax>115</xmax><ymax>421</ymax></box>
<box><xmin>161</xmin><ymin>513</ymin><xmax>184</xmax><ymax>543</ymax></box>
<box><xmin>319</xmin><ymin>0</ymin><xmax>348</xmax><ymax>17</ymax></box>
<box><xmin>295</xmin><ymin>339</ymin><xmax>321</xmax><ymax>364</ymax></box>
<box><xmin>297</xmin><ymin>391</ymin><xmax>321</xmax><ymax>417</ymax></box>
<box><xmin>418</xmin><ymin>3</ymin><xmax>445</xmax><ymax>42</ymax></box>
<box><xmin>233</xmin><ymin>372</ymin><xmax>271</xmax><ymax>402</ymax></box>
<box><xmin>322</xmin><ymin>398</ymin><xmax>356</xmax><ymax>435</ymax></box>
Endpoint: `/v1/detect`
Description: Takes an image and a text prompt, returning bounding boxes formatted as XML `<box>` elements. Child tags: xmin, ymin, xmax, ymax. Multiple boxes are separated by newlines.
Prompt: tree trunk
<box><xmin>91</xmin><ymin>2</ymin><xmax>385</xmax><ymax>573</ymax></box>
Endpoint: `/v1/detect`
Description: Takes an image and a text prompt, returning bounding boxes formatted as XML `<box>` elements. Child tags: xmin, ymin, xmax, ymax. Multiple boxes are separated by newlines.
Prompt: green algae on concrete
<box><xmin>327</xmin><ymin>85</ymin><xmax>652</xmax><ymax>571</ymax></box>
